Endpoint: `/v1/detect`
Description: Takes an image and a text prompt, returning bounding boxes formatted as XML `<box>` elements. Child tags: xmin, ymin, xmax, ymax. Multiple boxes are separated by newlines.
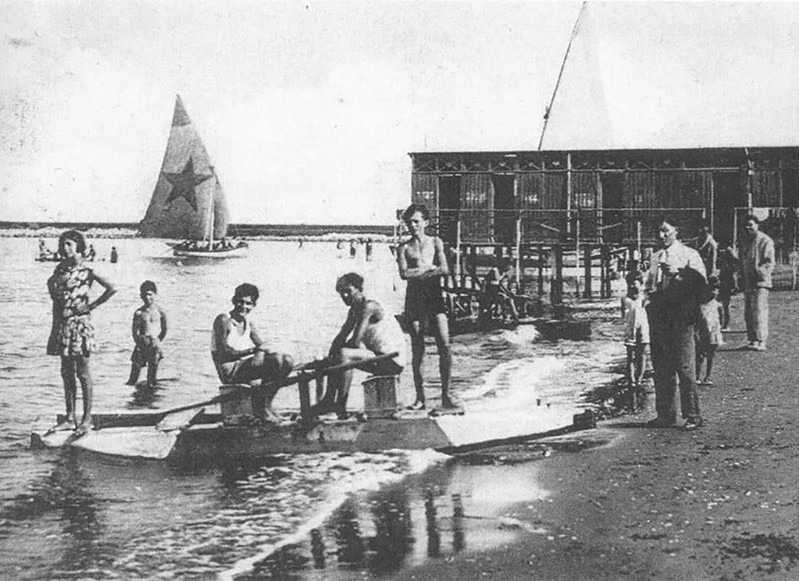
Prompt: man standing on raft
<box><xmin>397</xmin><ymin>204</ymin><xmax>456</xmax><ymax>410</ymax></box>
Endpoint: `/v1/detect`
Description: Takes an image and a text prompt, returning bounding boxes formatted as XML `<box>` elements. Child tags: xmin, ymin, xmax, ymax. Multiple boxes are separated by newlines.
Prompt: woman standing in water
<box><xmin>47</xmin><ymin>230</ymin><xmax>116</xmax><ymax>435</ymax></box>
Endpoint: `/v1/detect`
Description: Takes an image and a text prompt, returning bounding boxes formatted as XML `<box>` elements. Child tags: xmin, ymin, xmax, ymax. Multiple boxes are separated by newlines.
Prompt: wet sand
<box><xmin>388</xmin><ymin>290</ymin><xmax>799</xmax><ymax>580</ymax></box>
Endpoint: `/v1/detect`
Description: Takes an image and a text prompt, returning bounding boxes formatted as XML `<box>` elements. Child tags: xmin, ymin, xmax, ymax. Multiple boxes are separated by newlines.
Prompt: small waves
<box><xmin>101</xmin><ymin>450</ymin><xmax>450</xmax><ymax>579</ymax></box>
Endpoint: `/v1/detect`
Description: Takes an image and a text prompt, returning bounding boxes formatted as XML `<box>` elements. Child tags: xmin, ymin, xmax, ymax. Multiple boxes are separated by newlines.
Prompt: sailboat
<box><xmin>139</xmin><ymin>95</ymin><xmax>248</xmax><ymax>258</ymax></box>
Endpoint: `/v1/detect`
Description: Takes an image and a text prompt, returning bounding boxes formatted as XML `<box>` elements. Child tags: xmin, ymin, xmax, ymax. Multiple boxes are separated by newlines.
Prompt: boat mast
<box><xmin>537</xmin><ymin>1</ymin><xmax>587</xmax><ymax>151</ymax></box>
<box><xmin>206</xmin><ymin>165</ymin><xmax>215</xmax><ymax>245</ymax></box>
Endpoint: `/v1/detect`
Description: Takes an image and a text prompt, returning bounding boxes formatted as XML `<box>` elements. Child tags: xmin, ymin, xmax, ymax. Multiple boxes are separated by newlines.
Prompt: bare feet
<box><xmin>440</xmin><ymin>395</ymin><xmax>459</xmax><ymax>409</ymax></box>
<box><xmin>48</xmin><ymin>417</ymin><xmax>76</xmax><ymax>434</ymax></box>
<box><xmin>74</xmin><ymin>420</ymin><xmax>93</xmax><ymax>437</ymax></box>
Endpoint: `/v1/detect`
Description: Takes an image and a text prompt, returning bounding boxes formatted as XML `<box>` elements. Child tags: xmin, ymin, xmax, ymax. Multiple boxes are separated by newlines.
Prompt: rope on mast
<box><xmin>538</xmin><ymin>1</ymin><xmax>588</xmax><ymax>151</ymax></box>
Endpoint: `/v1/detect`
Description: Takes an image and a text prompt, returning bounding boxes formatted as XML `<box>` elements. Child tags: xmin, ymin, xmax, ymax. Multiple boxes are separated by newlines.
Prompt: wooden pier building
<box><xmin>409</xmin><ymin>146</ymin><xmax>799</xmax><ymax>302</ymax></box>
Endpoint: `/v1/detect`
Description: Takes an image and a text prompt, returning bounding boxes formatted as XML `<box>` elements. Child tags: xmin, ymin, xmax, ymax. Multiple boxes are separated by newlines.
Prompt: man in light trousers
<box><xmin>739</xmin><ymin>215</ymin><xmax>774</xmax><ymax>352</ymax></box>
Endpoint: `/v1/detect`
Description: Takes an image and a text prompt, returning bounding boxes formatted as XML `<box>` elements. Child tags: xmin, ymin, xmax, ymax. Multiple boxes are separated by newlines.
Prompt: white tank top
<box><xmin>212</xmin><ymin>315</ymin><xmax>253</xmax><ymax>353</ymax></box>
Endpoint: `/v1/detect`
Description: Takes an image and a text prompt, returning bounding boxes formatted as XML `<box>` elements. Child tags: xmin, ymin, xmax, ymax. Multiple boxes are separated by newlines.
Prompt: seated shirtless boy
<box><xmin>127</xmin><ymin>280</ymin><xmax>168</xmax><ymax>388</ymax></box>
<box><xmin>312</xmin><ymin>272</ymin><xmax>406</xmax><ymax>418</ymax></box>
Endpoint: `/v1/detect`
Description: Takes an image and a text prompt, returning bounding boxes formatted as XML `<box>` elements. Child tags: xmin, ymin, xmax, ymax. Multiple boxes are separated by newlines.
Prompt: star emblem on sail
<box><xmin>138</xmin><ymin>95</ymin><xmax>231</xmax><ymax>240</ymax></box>
<box><xmin>162</xmin><ymin>158</ymin><xmax>213</xmax><ymax>212</ymax></box>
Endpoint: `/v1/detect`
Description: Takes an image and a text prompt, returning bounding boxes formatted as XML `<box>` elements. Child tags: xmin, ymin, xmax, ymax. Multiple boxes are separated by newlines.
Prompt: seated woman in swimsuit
<box><xmin>211</xmin><ymin>283</ymin><xmax>294</xmax><ymax>422</ymax></box>
<box><xmin>313</xmin><ymin>272</ymin><xmax>406</xmax><ymax>419</ymax></box>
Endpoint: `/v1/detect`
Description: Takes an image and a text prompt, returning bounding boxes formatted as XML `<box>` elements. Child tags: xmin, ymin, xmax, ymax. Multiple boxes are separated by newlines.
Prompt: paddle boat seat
<box><xmin>218</xmin><ymin>383</ymin><xmax>254</xmax><ymax>419</ymax></box>
<box><xmin>361</xmin><ymin>375</ymin><xmax>400</xmax><ymax>419</ymax></box>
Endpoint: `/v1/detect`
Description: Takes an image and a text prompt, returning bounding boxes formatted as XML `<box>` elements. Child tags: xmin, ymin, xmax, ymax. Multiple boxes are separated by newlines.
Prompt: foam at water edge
<box><xmin>458</xmin><ymin>356</ymin><xmax>565</xmax><ymax>403</ymax></box>
<box><xmin>219</xmin><ymin>448</ymin><xmax>450</xmax><ymax>580</ymax></box>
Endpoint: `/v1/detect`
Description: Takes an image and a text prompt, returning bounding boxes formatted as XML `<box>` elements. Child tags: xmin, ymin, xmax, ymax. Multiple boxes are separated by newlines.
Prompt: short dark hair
<box><xmin>700</xmin><ymin>219</ymin><xmax>711</xmax><ymax>230</ymax></box>
<box><xmin>140</xmin><ymin>280</ymin><xmax>157</xmax><ymax>295</ymax></box>
<box><xmin>336</xmin><ymin>272</ymin><xmax>364</xmax><ymax>292</ymax></box>
<box><xmin>58</xmin><ymin>230</ymin><xmax>86</xmax><ymax>255</ymax></box>
<box><xmin>233</xmin><ymin>283</ymin><xmax>259</xmax><ymax>304</ymax></box>
<box><xmin>625</xmin><ymin>270</ymin><xmax>644</xmax><ymax>286</ymax></box>
<box><xmin>746</xmin><ymin>215</ymin><xmax>761</xmax><ymax>225</ymax></box>
<box><xmin>659</xmin><ymin>218</ymin><xmax>678</xmax><ymax>231</ymax></box>
<box><xmin>402</xmin><ymin>203</ymin><xmax>429</xmax><ymax>223</ymax></box>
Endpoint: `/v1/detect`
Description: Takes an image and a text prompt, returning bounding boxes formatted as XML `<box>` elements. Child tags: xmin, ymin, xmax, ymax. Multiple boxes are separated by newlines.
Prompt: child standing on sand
<box><xmin>696</xmin><ymin>277</ymin><xmax>724</xmax><ymax>386</ymax></box>
<box><xmin>621</xmin><ymin>272</ymin><xmax>649</xmax><ymax>390</ymax></box>
<box><xmin>717</xmin><ymin>240</ymin><xmax>739</xmax><ymax>330</ymax></box>
<box><xmin>127</xmin><ymin>280</ymin><xmax>168</xmax><ymax>388</ymax></box>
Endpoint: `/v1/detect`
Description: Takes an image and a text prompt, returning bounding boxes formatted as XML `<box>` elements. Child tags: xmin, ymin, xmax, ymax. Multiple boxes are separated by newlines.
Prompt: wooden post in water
<box><xmin>298</xmin><ymin>375</ymin><xmax>312</xmax><ymax>429</ymax></box>
<box><xmin>515</xmin><ymin>212</ymin><xmax>522</xmax><ymax>285</ymax></box>
<box><xmin>601</xmin><ymin>245</ymin><xmax>611</xmax><ymax>298</ymax></box>
<box><xmin>574</xmin><ymin>209</ymin><xmax>581</xmax><ymax>297</ymax></box>
<box><xmin>551</xmin><ymin>244</ymin><xmax>563</xmax><ymax>307</ymax></box>
<box><xmin>538</xmin><ymin>244</ymin><xmax>545</xmax><ymax>295</ymax></box>
<box><xmin>583</xmin><ymin>243</ymin><xmax>592</xmax><ymax>298</ymax></box>
<box><xmin>455</xmin><ymin>215</ymin><xmax>462</xmax><ymax>280</ymax></box>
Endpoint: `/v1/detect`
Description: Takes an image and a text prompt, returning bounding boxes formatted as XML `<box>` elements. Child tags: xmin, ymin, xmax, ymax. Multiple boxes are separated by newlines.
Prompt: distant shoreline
<box><xmin>0</xmin><ymin>222</ymin><xmax>397</xmax><ymax>240</ymax></box>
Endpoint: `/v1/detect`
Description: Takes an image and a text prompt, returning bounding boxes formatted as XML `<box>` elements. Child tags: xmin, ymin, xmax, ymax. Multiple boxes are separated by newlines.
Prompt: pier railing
<box><xmin>432</xmin><ymin>208</ymin><xmax>708</xmax><ymax>246</ymax></box>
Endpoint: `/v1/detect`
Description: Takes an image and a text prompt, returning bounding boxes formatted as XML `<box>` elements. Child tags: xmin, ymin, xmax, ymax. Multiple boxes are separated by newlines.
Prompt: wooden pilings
<box><xmin>453</xmin><ymin>241</ymin><xmax>625</xmax><ymax>303</ymax></box>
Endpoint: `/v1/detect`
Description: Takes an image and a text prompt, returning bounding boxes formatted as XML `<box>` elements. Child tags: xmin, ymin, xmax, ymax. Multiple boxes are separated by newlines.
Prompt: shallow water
<box><xmin>0</xmin><ymin>236</ymin><xmax>623</xmax><ymax>579</ymax></box>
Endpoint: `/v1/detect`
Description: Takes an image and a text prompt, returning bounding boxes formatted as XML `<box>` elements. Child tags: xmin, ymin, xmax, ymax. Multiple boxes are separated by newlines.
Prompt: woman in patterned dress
<box><xmin>47</xmin><ymin>230</ymin><xmax>116</xmax><ymax>435</ymax></box>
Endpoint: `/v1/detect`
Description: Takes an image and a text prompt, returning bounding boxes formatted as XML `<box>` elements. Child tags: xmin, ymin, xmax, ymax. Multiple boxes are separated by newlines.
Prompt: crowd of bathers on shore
<box><xmin>41</xmin><ymin>206</ymin><xmax>776</xmax><ymax>435</ymax></box>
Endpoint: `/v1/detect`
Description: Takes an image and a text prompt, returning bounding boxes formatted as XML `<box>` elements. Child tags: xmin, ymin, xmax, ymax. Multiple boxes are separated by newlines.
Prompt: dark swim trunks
<box><xmin>405</xmin><ymin>278</ymin><xmax>446</xmax><ymax>321</ymax></box>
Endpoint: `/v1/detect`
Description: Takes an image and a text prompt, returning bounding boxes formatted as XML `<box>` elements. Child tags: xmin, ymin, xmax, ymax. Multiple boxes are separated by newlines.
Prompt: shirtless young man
<box><xmin>397</xmin><ymin>204</ymin><xmax>456</xmax><ymax>409</ymax></box>
<box><xmin>313</xmin><ymin>272</ymin><xmax>406</xmax><ymax>418</ymax></box>
<box><xmin>211</xmin><ymin>283</ymin><xmax>294</xmax><ymax>422</ymax></box>
<box><xmin>127</xmin><ymin>280</ymin><xmax>168</xmax><ymax>388</ymax></box>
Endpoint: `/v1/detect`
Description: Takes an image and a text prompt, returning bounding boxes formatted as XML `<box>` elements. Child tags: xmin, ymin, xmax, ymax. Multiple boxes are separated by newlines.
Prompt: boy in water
<box><xmin>312</xmin><ymin>272</ymin><xmax>406</xmax><ymax>418</ymax></box>
<box><xmin>397</xmin><ymin>203</ymin><xmax>456</xmax><ymax>410</ymax></box>
<box><xmin>127</xmin><ymin>280</ymin><xmax>168</xmax><ymax>388</ymax></box>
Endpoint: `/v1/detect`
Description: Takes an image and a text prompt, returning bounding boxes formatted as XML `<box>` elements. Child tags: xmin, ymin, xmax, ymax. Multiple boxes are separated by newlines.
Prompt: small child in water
<box><xmin>621</xmin><ymin>272</ymin><xmax>649</xmax><ymax>390</ymax></box>
<box><xmin>127</xmin><ymin>280</ymin><xmax>168</xmax><ymax>388</ymax></box>
<box><xmin>696</xmin><ymin>277</ymin><xmax>724</xmax><ymax>386</ymax></box>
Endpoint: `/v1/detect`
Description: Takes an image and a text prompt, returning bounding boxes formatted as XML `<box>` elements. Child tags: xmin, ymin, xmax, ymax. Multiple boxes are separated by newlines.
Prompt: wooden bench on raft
<box><xmin>216</xmin><ymin>352</ymin><xmax>401</xmax><ymax>427</ymax></box>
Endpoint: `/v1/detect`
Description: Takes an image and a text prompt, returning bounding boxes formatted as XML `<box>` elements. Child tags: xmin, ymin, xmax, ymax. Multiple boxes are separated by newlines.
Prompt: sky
<box><xmin>2</xmin><ymin>1</ymin><xmax>799</xmax><ymax>225</ymax></box>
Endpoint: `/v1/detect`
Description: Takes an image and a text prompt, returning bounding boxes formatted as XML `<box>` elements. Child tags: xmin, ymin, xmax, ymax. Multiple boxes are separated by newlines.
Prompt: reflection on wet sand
<box><xmin>0</xmin><ymin>450</ymin><xmax>105</xmax><ymax>578</ymax></box>
<box><xmin>246</xmin><ymin>458</ymin><xmax>545</xmax><ymax>579</ymax></box>
<box><xmin>127</xmin><ymin>383</ymin><xmax>164</xmax><ymax>409</ymax></box>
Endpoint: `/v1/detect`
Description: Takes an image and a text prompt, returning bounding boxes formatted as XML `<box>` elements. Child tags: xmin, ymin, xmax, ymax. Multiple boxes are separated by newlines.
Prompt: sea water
<box><xmin>0</xmin><ymin>236</ymin><xmax>623</xmax><ymax>579</ymax></box>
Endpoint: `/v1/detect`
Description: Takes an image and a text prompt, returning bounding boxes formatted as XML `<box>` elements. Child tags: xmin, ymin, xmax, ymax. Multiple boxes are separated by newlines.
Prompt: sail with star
<box><xmin>140</xmin><ymin>95</ymin><xmax>246</xmax><ymax>257</ymax></box>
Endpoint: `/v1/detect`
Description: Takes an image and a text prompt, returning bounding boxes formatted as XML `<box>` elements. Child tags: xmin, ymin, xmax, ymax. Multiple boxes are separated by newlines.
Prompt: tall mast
<box><xmin>206</xmin><ymin>166</ymin><xmax>215</xmax><ymax>243</ymax></box>
<box><xmin>538</xmin><ymin>1</ymin><xmax>588</xmax><ymax>151</ymax></box>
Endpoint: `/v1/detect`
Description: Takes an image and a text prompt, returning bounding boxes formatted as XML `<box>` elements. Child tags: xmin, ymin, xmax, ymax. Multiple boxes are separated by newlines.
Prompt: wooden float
<box><xmin>30</xmin><ymin>355</ymin><xmax>593</xmax><ymax>464</ymax></box>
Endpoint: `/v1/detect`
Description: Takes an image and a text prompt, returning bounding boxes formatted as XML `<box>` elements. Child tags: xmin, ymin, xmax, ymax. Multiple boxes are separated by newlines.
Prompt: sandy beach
<box><xmin>386</xmin><ymin>290</ymin><xmax>799</xmax><ymax>580</ymax></box>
